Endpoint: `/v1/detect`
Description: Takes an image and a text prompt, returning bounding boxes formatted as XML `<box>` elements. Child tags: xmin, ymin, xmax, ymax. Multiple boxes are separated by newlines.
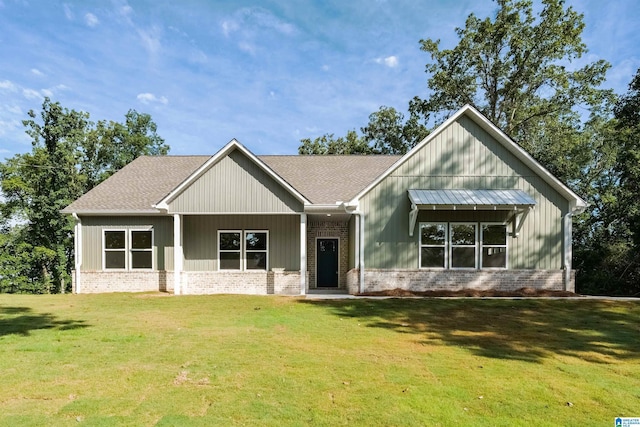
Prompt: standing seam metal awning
<box><xmin>408</xmin><ymin>189</ymin><xmax>536</xmax><ymax>237</ymax></box>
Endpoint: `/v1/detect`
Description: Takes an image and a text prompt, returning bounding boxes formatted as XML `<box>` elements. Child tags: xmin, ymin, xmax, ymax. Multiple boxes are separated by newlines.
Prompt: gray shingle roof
<box><xmin>62</xmin><ymin>156</ymin><xmax>210</xmax><ymax>214</ymax></box>
<box><xmin>62</xmin><ymin>153</ymin><xmax>401</xmax><ymax>213</ymax></box>
<box><xmin>259</xmin><ymin>155</ymin><xmax>401</xmax><ymax>204</ymax></box>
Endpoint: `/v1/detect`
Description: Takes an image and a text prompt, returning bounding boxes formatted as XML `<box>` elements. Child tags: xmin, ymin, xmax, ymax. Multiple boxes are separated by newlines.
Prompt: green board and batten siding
<box><xmin>182</xmin><ymin>215</ymin><xmax>300</xmax><ymax>271</ymax></box>
<box><xmin>79</xmin><ymin>216</ymin><xmax>174</xmax><ymax>271</ymax></box>
<box><xmin>358</xmin><ymin>115</ymin><xmax>569</xmax><ymax>270</ymax></box>
<box><xmin>167</xmin><ymin>149</ymin><xmax>304</xmax><ymax>214</ymax></box>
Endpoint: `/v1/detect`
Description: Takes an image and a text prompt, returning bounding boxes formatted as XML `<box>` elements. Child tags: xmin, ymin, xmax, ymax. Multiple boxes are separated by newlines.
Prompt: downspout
<box><xmin>72</xmin><ymin>213</ymin><xmax>82</xmax><ymax>294</ymax></box>
<box><xmin>173</xmin><ymin>214</ymin><xmax>183</xmax><ymax>295</ymax></box>
<box><xmin>563</xmin><ymin>212</ymin><xmax>573</xmax><ymax>292</ymax></box>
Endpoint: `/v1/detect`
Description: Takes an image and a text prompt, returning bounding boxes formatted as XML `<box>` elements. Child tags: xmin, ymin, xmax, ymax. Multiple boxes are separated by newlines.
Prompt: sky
<box><xmin>0</xmin><ymin>0</ymin><xmax>639</xmax><ymax>160</ymax></box>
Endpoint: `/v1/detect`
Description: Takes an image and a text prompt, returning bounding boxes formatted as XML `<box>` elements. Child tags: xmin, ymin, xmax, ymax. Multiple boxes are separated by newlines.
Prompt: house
<box><xmin>62</xmin><ymin>105</ymin><xmax>586</xmax><ymax>295</ymax></box>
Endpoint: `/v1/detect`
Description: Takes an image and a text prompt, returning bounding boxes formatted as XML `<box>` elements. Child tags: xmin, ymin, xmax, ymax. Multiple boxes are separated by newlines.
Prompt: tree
<box><xmin>299</xmin><ymin>130</ymin><xmax>371</xmax><ymax>155</ymax></box>
<box><xmin>0</xmin><ymin>98</ymin><xmax>168</xmax><ymax>293</ymax></box>
<box><xmin>411</xmin><ymin>0</ymin><xmax>611</xmax><ymax>181</ymax></box>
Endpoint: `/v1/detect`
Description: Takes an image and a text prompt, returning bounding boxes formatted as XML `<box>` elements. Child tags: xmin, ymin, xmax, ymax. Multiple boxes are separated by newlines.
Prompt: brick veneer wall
<box><xmin>72</xmin><ymin>270</ymin><xmax>173</xmax><ymax>294</ymax></box>
<box><xmin>73</xmin><ymin>270</ymin><xmax>303</xmax><ymax>295</ymax></box>
<box><xmin>346</xmin><ymin>269</ymin><xmax>574</xmax><ymax>294</ymax></box>
<box><xmin>307</xmin><ymin>219</ymin><xmax>350</xmax><ymax>288</ymax></box>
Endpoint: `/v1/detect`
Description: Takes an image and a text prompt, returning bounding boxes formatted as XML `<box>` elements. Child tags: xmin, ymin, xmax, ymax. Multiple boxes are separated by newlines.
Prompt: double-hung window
<box><xmin>419</xmin><ymin>222</ymin><xmax>506</xmax><ymax>269</ymax></box>
<box><xmin>218</xmin><ymin>230</ymin><xmax>268</xmax><ymax>271</ymax></box>
<box><xmin>481</xmin><ymin>224</ymin><xmax>507</xmax><ymax>268</ymax></box>
<box><xmin>420</xmin><ymin>223</ymin><xmax>447</xmax><ymax>268</ymax></box>
<box><xmin>103</xmin><ymin>229</ymin><xmax>153</xmax><ymax>270</ymax></box>
<box><xmin>450</xmin><ymin>223</ymin><xmax>477</xmax><ymax>269</ymax></box>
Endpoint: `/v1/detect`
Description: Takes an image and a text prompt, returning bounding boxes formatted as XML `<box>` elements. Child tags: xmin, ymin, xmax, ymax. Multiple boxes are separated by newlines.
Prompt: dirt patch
<box><xmin>358</xmin><ymin>287</ymin><xmax>581</xmax><ymax>298</ymax></box>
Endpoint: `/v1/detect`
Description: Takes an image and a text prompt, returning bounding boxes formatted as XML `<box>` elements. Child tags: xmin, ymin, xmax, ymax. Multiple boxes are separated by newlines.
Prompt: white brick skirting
<box><xmin>73</xmin><ymin>270</ymin><xmax>303</xmax><ymax>295</ymax></box>
<box><xmin>347</xmin><ymin>269</ymin><xmax>575</xmax><ymax>294</ymax></box>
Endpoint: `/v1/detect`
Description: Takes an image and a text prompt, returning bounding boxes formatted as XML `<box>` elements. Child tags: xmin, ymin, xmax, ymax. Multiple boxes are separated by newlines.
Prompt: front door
<box><xmin>316</xmin><ymin>238</ymin><xmax>339</xmax><ymax>287</ymax></box>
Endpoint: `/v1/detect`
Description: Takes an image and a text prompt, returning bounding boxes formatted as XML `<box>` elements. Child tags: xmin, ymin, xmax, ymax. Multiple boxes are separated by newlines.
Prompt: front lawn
<box><xmin>0</xmin><ymin>293</ymin><xmax>638</xmax><ymax>426</ymax></box>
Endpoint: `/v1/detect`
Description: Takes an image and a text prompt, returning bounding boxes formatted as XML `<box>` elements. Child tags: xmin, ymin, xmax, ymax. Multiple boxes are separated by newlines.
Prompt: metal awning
<box><xmin>407</xmin><ymin>189</ymin><xmax>536</xmax><ymax>237</ymax></box>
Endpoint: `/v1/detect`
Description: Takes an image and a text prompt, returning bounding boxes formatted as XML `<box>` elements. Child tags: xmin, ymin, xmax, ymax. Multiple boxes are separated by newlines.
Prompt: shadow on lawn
<box><xmin>300</xmin><ymin>299</ymin><xmax>640</xmax><ymax>363</ymax></box>
<box><xmin>0</xmin><ymin>306</ymin><xmax>88</xmax><ymax>337</ymax></box>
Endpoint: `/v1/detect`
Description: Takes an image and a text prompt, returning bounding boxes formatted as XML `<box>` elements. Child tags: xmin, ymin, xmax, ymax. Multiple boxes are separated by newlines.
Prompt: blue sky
<box><xmin>0</xmin><ymin>0</ymin><xmax>638</xmax><ymax>159</ymax></box>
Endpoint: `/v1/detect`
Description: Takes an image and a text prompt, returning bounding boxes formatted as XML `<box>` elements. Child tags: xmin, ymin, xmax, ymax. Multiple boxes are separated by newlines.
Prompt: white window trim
<box><xmin>129</xmin><ymin>229</ymin><xmax>154</xmax><ymax>271</ymax></box>
<box><xmin>218</xmin><ymin>230</ymin><xmax>242</xmax><ymax>271</ymax></box>
<box><xmin>103</xmin><ymin>229</ymin><xmax>127</xmax><ymax>271</ymax></box>
<box><xmin>418</xmin><ymin>222</ymin><xmax>447</xmax><ymax>270</ymax></box>
<box><xmin>102</xmin><ymin>228</ymin><xmax>154</xmax><ymax>271</ymax></box>
<box><xmin>480</xmin><ymin>222</ymin><xmax>508</xmax><ymax>269</ymax></box>
<box><xmin>244</xmin><ymin>230</ymin><xmax>269</xmax><ymax>272</ymax></box>
<box><xmin>449</xmin><ymin>223</ymin><xmax>478</xmax><ymax>270</ymax></box>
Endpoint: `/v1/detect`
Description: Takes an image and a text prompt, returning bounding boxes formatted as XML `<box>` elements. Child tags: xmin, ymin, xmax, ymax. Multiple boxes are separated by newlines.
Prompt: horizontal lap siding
<box><xmin>360</xmin><ymin>116</ymin><xmax>568</xmax><ymax>270</ymax></box>
<box><xmin>168</xmin><ymin>149</ymin><xmax>303</xmax><ymax>214</ymax></box>
<box><xmin>80</xmin><ymin>216</ymin><xmax>174</xmax><ymax>271</ymax></box>
<box><xmin>183</xmin><ymin>215</ymin><xmax>300</xmax><ymax>271</ymax></box>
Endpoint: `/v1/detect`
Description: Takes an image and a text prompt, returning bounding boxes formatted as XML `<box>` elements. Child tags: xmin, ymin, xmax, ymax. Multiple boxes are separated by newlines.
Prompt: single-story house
<box><xmin>62</xmin><ymin>104</ymin><xmax>586</xmax><ymax>295</ymax></box>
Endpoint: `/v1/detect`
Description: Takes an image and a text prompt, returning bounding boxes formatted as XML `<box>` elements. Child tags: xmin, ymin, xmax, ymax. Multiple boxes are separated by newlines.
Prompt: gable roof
<box><xmin>63</xmin><ymin>141</ymin><xmax>399</xmax><ymax>214</ymax></box>
<box><xmin>352</xmin><ymin>104</ymin><xmax>587</xmax><ymax>213</ymax></box>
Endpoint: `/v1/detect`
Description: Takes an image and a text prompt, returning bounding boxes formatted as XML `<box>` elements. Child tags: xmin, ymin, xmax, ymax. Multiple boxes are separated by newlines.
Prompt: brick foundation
<box><xmin>73</xmin><ymin>270</ymin><xmax>304</xmax><ymax>295</ymax></box>
<box><xmin>347</xmin><ymin>269</ymin><xmax>575</xmax><ymax>294</ymax></box>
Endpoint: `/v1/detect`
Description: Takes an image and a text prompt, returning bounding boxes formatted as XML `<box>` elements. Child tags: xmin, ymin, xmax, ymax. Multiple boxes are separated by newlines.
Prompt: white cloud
<box><xmin>84</xmin><ymin>12</ymin><xmax>99</xmax><ymax>27</ymax></box>
<box><xmin>63</xmin><ymin>3</ymin><xmax>73</xmax><ymax>20</ymax></box>
<box><xmin>221</xmin><ymin>8</ymin><xmax>296</xmax><ymax>40</ymax></box>
<box><xmin>41</xmin><ymin>89</ymin><xmax>53</xmax><ymax>97</ymax></box>
<box><xmin>375</xmin><ymin>55</ymin><xmax>399</xmax><ymax>68</ymax></box>
<box><xmin>137</xmin><ymin>26</ymin><xmax>162</xmax><ymax>55</ymax></box>
<box><xmin>222</xmin><ymin>20</ymin><xmax>240</xmax><ymax>37</ymax></box>
<box><xmin>22</xmin><ymin>88</ymin><xmax>42</xmax><ymax>100</ymax></box>
<box><xmin>0</xmin><ymin>80</ymin><xmax>17</xmax><ymax>91</ymax></box>
<box><xmin>137</xmin><ymin>93</ymin><xmax>168</xmax><ymax>105</ymax></box>
<box><xmin>31</xmin><ymin>68</ymin><xmax>45</xmax><ymax>77</ymax></box>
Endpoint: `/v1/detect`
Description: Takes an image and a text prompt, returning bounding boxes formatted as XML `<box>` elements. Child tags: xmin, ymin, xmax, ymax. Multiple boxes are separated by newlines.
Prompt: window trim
<box><xmin>244</xmin><ymin>230</ymin><xmax>269</xmax><ymax>271</ymax></box>
<box><xmin>480</xmin><ymin>222</ymin><xmax>508</xmax><ymax>269</ymax></box>
<box><xmin>129</xmin><ymin>229</ymin><xmax>154</xmax><ymax>270</ymax></box>
<box><xmin>102</xmin><ymin>228</ymin><xmax>154</xmax><ymax>271</ymax></box>
<box><xmin>218</xmin><ymin>230</ymin><xmax>243</xmax><ymax>271</ymax></box>
<box><xmin>103</xmin><ymin>229</ymin><xmax>127</xmax><ymax>271</ymax></box>
<box><xmin>449</xmin><ymin>222</ymin><xmax>478</xmax><ymax>270</ymax></box>
<box><xmin>418</xmin><ymin>222</ymin><xmax>447</xmax><ymax>269</ymax></box>
<box><xmin>418</xmin><ymin>222</ymin><xmax>508</xmax><ymax>270</ymax></box>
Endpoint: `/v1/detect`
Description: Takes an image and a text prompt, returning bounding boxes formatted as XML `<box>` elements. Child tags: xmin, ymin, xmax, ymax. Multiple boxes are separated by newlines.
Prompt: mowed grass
<box><xmin>0</xmin><ymin>294</ymin><xmax>639</xmax><ymax>426</ymax></box>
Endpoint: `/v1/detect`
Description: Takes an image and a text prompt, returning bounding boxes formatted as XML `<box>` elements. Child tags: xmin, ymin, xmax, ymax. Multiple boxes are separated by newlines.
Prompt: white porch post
<box><xmin>300</xmin><ymin>213</ymin><xmax>307</xmax><ymax>295</ymax></box>
<box><xmin>359</xmin><ymin>213</ymin><xmax>365</xmax><ymax>294</ymax></box>
<box><xmin>174</xmin><ymin>214</ymin><xmax>183</xmax><ymax>295</ymax></box>
<box><xmin>73</xmin><ymin>213</ymin><xmax>82</xmax><ymax>294</ymax></box>
<box><xmin>563</xmin><ymin>212</ymin><xmax>573</xmax><ymax>292</ymax></box>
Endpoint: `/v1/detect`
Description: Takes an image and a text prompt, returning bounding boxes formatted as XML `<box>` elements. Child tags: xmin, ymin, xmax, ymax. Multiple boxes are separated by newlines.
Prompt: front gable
<box><xmin>161</xmin><ymin>141</ymin><xmax>306</xmax><ymax>214</ymax></box>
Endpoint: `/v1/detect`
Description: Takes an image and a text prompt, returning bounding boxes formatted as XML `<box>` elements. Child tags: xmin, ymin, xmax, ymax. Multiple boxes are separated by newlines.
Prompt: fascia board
<box><xmin>155</xmin><ymin>139</ymin><xmax>310</xmax><ymax>210</ymax></box>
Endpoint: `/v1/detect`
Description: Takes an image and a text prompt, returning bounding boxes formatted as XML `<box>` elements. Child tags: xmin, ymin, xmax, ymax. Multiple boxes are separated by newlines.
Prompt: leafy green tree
<box><xmin>0</xmin><ymin>98</ymin><xmax>168</xmax><ymax>293</ymax></box>
<box><xmin>411</xmin><ymin>0</ymin><xmax>611</xmax><ymax>181</ymax></box>
<box><xmin>299</xmin><ymin>130</ymin><xmax>371</xmax><ymax>155</ymax></box>
<box><xmin>361</xmin><ymin>106</ymin><xmax>428</xmax><ymax>154</ymax></box>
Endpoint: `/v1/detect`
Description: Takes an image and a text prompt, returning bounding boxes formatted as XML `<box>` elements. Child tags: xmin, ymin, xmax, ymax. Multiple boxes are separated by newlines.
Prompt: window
<box><xmin>419</xmin><ymin>222</ymin><xmax>506</xmax><ymax>270</ymax></box>
<box><xmin>218</xmin><ymin>230</ymin><xmax>268</xmax><ymax>271</ymax></box>
<box><xmin>420</xmin><ymin>223</ymin><xmax>447</xmax><ymax>268</ymax></box>
<box><xmin>450</xmin><ymin>223</ymin><xmax>477</xmax><ymax>269</ymax></box>
<box><xmin>219</xmin><ymin>231</ymin><xmax>241</xmax><ymax>270</ymax></box>
<box><xmin>103</xmin><ymin>229</ymin><xmax>153</xmax><ymax>270</ymax></box>
<box><xmin>481</xmin><ymin>224</ymin><xmax>507</xmax><ymax>268</ymax></box>
<box><xmin>131</xmin><ymin>230</ymin><xmax>153</xmax><ymax>269</ymax></box>
<box><xmin>104</xmin><ymin>230</ymin><xmax>126</xmax><ymax>269</ymax></box>
<box><xmin>245</xmin><ymin>231</ymin><xmax>268</xmax><ymax>270</ymax></box>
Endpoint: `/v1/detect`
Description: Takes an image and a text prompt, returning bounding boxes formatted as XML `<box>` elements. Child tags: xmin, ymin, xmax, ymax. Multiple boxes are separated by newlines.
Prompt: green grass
<box><xmin>0</xmin><ymin>293</ymin><xmax>639</xmax><ymax>426</ymax></box>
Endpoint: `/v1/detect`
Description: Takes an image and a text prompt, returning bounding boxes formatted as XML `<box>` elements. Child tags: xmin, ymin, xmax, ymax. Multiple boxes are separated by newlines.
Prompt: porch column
<box><xmin>174</xmin><ymin>214</ymin><xmax>183</xmax><ymax>295</ymax></box>
<box><xmin>563</xmin><ymin>212</ymin><xmax>573</xmax><ymax>292</ymax></box>
<box><xmin>73</xmin><ymin>213</ymin><xmax>82</xmax><ymax>294</ymax></box>
<box><xmin>359</xmin><ymin>212</ymin><xmax>365</xmax><ymax>294</ymax></box>
<box><xmin>300</xmin><ymin>213</ymin><xmax>307</xmax><ymax>295</ymax></box>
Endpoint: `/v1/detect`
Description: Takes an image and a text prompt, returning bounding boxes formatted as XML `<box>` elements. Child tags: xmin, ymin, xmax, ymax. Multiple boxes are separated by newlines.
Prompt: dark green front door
<box><xmin>317</xmin><ymin>238</ymin><xmax>339</xmax><ymax>287</ymax></box>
